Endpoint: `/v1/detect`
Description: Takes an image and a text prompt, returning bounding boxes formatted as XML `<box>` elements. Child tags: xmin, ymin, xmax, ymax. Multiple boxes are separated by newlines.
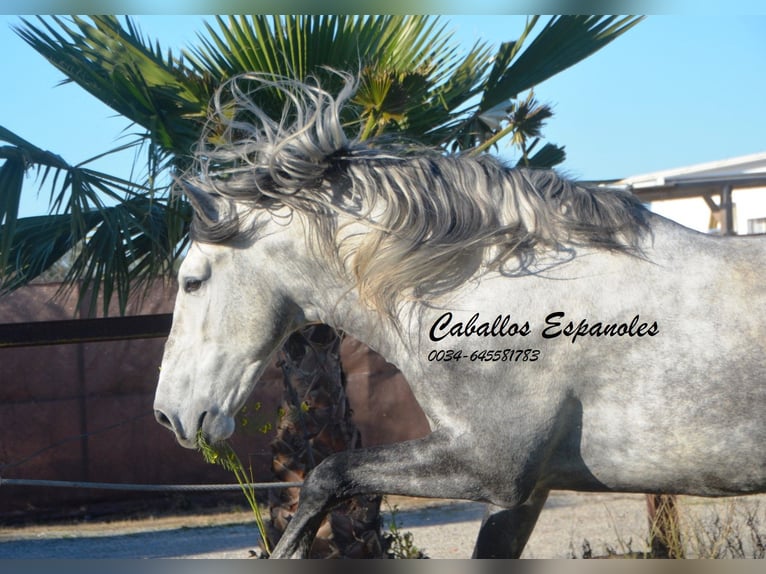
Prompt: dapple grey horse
<box><xmin>153</xmin><ymin>73</ymin><xmax>766</xmax><ymax>558</ymax></box>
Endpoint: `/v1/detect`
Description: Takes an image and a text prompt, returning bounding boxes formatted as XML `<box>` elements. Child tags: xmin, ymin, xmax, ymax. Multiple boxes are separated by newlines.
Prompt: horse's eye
<box><xmin>184</xmin><ymin>278</ymin><xmax>203</xmax><ymax>293</ymax></box>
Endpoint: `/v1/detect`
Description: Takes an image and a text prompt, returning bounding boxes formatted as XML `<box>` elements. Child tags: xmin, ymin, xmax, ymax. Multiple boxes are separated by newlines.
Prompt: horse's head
<box><xmin>153</xmin><ymin>183</ymin><xmax>307</xmax><ymax>448</ymax></box>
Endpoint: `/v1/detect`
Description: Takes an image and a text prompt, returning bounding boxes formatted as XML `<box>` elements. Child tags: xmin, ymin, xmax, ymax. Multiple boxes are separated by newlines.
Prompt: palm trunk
<box><xmin>265</xmin><ymin>323</ymin><xmax>384</xmax><ymax>558</ymax></box>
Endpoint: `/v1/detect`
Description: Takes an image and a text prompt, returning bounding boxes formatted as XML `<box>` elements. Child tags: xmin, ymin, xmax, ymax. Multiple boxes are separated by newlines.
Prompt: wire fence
<box><xmin>0</xmin><ymin>477</ymin><xmax>302</xmax><ymax>492</ymax></box>
<box><xmin>0</xmin><ymin>411</ymin><xmax>300</xmax><ymax>497</ymax></box>
<box><xmin>1</xmin><ymin>313</ymin><xmax>305</xmax><ymax>507</ymax></box>
<box><xmin>0</xmin><ymin>414</ymin><xmax>302</xmax><ymax>495</ymax></box>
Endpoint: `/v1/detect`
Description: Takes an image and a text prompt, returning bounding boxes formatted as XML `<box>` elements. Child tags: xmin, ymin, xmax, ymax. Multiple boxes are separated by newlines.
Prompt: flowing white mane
<box><xmin>186</xmin><ymin>72</ymin><xmax>650</xmax><ymax>319</ymax></box>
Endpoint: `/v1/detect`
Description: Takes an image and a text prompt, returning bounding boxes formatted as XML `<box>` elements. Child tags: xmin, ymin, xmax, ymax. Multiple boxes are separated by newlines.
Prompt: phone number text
<box><xmin>427</xmin><ymin>349</ymin><xmax>540</xmax><ymax>362</ymax></box>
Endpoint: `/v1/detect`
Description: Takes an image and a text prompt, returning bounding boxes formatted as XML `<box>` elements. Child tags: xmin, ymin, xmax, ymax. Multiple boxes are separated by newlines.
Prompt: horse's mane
<box><xmin>187</xmin><ymin>72</ymin><xmax>650</xmax><ymax>319</ymax></box>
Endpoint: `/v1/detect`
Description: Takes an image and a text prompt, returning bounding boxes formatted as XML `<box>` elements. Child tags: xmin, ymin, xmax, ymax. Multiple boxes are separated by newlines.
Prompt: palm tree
<box><xmin>0</xmin><ymin>14</ymin><xmax>642</xmax><ymax>557</ymax></box>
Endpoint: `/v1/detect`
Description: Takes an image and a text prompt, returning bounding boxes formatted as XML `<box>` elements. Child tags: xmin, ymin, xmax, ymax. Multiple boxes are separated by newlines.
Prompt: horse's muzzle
<box><xmin>153</xmin><ymin>408</ymin><xmax>201</xmax><ymax>449</ymax></box>
<box><xmin>154</xmin><ymin>405</ymin><xmax>235</xmax><ymax>449</ymax></box>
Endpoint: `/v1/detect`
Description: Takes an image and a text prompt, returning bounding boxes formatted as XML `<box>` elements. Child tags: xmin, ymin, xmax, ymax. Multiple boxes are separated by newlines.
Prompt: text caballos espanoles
<box><xmin>428</xmin><ymin>311</ymin><xmax>659</xmax><ymax>344</ymax></box>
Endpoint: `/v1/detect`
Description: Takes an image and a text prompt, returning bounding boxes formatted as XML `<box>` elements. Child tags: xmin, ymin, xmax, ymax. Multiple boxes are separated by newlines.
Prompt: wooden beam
<box><xmin>702</xmin><ymin>194</ymin><xmax>720</xmax><ymax>213</ymax></box>
<box><xmin>626</xmin><ymin>173</ymin><xmax>766</xmax><ymax>203</ymax></box>
<box><xmin>721</xmin><ymin>184</ymin><xmax>734</xmax><ymax>235</ymax></box>
<box><xmin>0</xmin><ymin>314</ymin><xmax>173</xmax><ymax>349</ymax></box>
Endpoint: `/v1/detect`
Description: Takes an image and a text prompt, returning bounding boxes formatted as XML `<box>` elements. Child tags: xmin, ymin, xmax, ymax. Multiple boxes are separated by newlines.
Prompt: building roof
<box><xmin>606</xmin><ymin>151</ymin><xmax>766</xmax><ymax>202</ymax></box>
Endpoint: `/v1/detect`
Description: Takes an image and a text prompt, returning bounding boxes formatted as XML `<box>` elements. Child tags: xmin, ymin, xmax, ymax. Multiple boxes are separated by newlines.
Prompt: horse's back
<box><xmin>412</xmin><ymin>215</ymin><xmax>766</xmax><ymax>498</ymax></box>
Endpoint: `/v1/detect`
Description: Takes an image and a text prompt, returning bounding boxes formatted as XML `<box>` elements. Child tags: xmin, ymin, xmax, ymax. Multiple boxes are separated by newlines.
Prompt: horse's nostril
<box><xmin>154</xmin><ymin>409</ymin><xmax>174</xmax><ymax>431</ymax></box>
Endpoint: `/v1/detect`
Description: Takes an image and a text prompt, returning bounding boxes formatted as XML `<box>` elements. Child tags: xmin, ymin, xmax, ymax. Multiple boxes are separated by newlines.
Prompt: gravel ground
<box><xmin>0</xmin><ymin>492</ymin><xmax>763</xmax><ymax>559</ymax></box>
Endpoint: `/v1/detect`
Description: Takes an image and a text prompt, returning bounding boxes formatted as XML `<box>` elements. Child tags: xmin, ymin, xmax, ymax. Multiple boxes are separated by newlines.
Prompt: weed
<box><xmin>382</xmin><ymin>502</ymin><xmax>427</xmax><ymax>559</ymax></box>
<box><xmin>197</xmin><ymin>431</ymin><xmax>272</xmax><ymax>556</ymax></box>
<box><xmin>570</xmin><ymin>497</ymin><xmax>765</xmax><ymax>559</ymax></box>
<box><xmin>683</xmin><ymin>500</ymin><xmax>765</xmax><ymax>559</ymax></box>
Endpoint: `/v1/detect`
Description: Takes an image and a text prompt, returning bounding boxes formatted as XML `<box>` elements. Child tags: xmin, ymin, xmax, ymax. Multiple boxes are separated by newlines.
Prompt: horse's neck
<box><xmin>275</xmin><ymin>214</ymin><xmax>401</xmax><ymax>360</ymax></box>
<box><xmin>307</xmin><ymin>277</ymin><xmax>408</xmax><ymax>362</ymax></box>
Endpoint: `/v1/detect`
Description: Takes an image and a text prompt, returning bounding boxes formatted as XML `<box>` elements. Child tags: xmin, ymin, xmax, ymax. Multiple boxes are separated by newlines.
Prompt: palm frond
<box><xmin>519</xmin><ymin>142</ymin><xmax>567</xmax><ymax>169</ymax></box>
<box><xmin>449</xmin><ymin>15</ymin><xmax>642</xmax><ymax>154</ymax></box>
<box><xmin>480</xmin><ymin>15</ymin><xmax>643</xmax><ymax>112</ymax></box>
<box><xmin>1</xmin><ymin>196</ymin><xmax>189</xmax><ymax>315</ymax></box>
<box><xmin>61</xmin><ymin>196</ymin><xmax>188</xmax><ymax>315</ymax></box>
<box><xmin>15</xmin><ymin>15</ymin><xmax>209</xmax><ymax>157</ymax></box>
<box><xmin>0</xmin><ymin>148</ymin><xmax>26</xmax><ymax>273</ymax></box>
<box><xmin>187</xmin><ymin>15</ymin><xmax>492</xmax><ymax>145</ymax></box>
<box><xmin>4</xmin><ymin>14</ymin><xmax>643</xmax><ymax>315</ymax></box>
<box><xmin>0</xmin><ymin>125</ymin><xmax>127</xmax><ymax>273</ymax></box>
<box><xmin>0</xmin><ymin>125</ymin><xmax>187</xmax><ymax>314</ymax></box>
<box><xmin>1</xmin><ymin>212</ymin><xmax>100</xmax><ymax>294</ymax></box>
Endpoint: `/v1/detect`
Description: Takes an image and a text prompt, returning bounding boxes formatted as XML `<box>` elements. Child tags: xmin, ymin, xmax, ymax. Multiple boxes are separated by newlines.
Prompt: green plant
<box><xmin>237</xmin><ymin>401</ymin><xmax>276</xmax><ymax>436</ymax></box>
<box><xmin>2</xmin><ymin>15</ymin><xmax>643</xmax><ymax>313</ymax></box>
<box><xmin>383</xmin><ymin>502</ymin><xmax>427</xmax><ymax>559</ymax></box>
<box><xmin>197</xmin><ymin>431</ymin><xmax>272</xmax><ymax>556</ymax></box>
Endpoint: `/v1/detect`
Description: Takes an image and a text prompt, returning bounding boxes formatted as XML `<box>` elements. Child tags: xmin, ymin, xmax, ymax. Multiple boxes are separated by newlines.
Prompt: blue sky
<box><xmin>1</xmin><ymin>14</ymin><xmax>764</xmax><ymax>217</ymax></box>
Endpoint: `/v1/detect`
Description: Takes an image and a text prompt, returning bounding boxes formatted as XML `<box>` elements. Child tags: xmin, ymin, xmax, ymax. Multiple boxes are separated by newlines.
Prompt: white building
<box><xmin>607</xmin><ymin>152</ymin><xmax>766</xmax><ymax>235</ymax></box>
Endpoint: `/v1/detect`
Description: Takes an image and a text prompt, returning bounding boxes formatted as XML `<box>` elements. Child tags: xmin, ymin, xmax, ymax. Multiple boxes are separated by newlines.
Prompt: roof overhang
<box><xmin>615</xmin><ymin>173</ymin><xmax>766</xmax><ymax>202</ymax></box>
<box><xmin>600</xmin><ymin>152</ymin><xmax>766</xmax><ymax>203</ymax></box>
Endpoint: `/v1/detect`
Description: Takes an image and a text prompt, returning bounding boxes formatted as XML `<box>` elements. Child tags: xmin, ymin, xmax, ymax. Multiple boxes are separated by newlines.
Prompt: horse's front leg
<box><xmin>269</xmin><ymin>430</ymin><xmax>501</xmax><ymax>559</ymax></box>
<box><xmin>472</xmin><ymin>486</ymin><xmax>549</xmax><ymax>558</ymax></box>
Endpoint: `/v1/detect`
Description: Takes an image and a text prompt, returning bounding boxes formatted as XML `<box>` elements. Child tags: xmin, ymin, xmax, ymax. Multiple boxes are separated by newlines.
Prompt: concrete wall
<box><xmin>0</xmin><ymin>283</ymin><xmax>428</xmax><ymax>519</ymax></box>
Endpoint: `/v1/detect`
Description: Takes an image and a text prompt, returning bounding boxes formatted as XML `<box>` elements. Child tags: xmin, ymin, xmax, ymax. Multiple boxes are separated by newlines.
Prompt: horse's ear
<box><xmin>180</xmin><ymin>180</ymin><xmax>230</xmax><ymax>225</ymax></box>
